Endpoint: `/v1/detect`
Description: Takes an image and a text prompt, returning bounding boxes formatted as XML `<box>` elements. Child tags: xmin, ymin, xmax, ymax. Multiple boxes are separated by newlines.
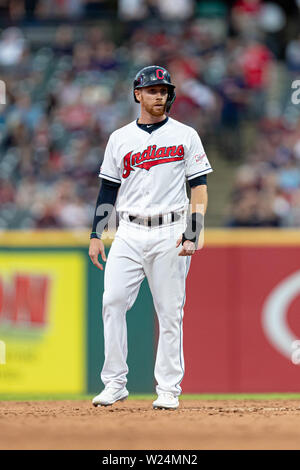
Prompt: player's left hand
<box><xmin>176</xmin><ymin>235</ymin><xmax>196</xmax><ymax>256</ymax></box>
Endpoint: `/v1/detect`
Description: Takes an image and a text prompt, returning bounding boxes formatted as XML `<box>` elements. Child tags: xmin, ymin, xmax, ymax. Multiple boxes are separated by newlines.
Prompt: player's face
<box><xmin>136</xmin><ymin>85</ymin><xmax>168</xmax><ymax>116</ymax></box>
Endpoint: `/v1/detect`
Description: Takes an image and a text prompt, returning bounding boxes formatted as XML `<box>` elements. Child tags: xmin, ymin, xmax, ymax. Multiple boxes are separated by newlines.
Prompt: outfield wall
<box><xmin>0</xmin><ymin>229</ymin><xmax>300</xmax><ymax>395</ymax></box>
<box><xmin>0</xmin><ymin>231</ymin><xmax>155</xmax><ymax>395</ymax></box>
<box><xmin>182</xmin><ymin>230</ymin><xmax>300</xmax><ymax>393</ymax></box>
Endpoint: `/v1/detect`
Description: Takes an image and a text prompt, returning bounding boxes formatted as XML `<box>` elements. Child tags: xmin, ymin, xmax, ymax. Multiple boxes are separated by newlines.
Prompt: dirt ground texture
<box><xmin>1</xmin><ymin>399</ymin><xmax>300</xmax><ymax>450</ymax></box>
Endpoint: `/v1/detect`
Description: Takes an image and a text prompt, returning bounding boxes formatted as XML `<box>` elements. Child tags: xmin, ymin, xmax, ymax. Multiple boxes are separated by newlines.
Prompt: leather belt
<box><xmin>128</xmin><ymin>212</ymin><xmax>182</xmax><ymax>227</ymax></box>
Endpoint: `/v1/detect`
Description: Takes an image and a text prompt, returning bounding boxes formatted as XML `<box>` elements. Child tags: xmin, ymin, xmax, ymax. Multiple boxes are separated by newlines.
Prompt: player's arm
<box><xmin>89</xmin><ymin>179</ymin><xmax>120</xmax><ymax>270</ymax></box>
<box><xmin>190</xmin><ymin>180</ymin><xmax>207</xmax><ymax>215</ymax></box>
<box><xmin>176</xmin><ymin>175</ymin><xmax>207</xmax><ymax>256</ymax></box>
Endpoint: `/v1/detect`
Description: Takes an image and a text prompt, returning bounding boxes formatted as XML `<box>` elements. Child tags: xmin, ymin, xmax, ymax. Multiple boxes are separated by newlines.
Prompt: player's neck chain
<box><xmin>136</xmin><ymin>117</ymin><xmax>168</xmax><ymax>134</ymax></box>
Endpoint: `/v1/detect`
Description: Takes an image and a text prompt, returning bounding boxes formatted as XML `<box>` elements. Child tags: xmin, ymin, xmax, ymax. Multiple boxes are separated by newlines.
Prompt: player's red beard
<box><xmin>143</xmin><ymin>100</ymin><xmax>166</xmax><ymax>116</ymax></box>
<box><xmin>137</xmin><ymin>89</ymin><xmax>168</xmax><ymax>117</ymax></box>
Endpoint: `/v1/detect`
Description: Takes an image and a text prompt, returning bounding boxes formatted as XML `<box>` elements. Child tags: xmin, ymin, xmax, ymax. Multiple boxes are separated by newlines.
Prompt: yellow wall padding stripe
<box><xmin>0</xmin><ymin>229</ymin><xmax>299</xmax><ymax>247</ymax></box>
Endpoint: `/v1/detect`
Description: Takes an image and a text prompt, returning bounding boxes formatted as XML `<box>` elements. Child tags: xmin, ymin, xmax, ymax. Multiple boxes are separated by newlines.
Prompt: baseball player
<box><xmin>89</xmin><ymin>65</ymin><xmax>213</xmax><ymax>410</ymax></box>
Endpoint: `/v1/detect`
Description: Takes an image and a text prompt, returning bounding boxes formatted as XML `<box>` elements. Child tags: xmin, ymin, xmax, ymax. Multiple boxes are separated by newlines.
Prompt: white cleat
<box><xmin>92</xmin><ymin>387</ymin><xmax>129</xmax><ymax>407</ymax></box>
<box><xmin>152</xmin><ymin>392</ymin><xmax>179</xmax><ymax>410</ymax></box>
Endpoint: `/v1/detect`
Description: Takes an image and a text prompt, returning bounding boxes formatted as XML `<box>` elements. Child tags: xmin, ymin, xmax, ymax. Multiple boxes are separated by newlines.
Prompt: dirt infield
<box><xmin>1</xmin><ymin>399</ymin><xmax>300</xmax><ymax>450</ymax></box>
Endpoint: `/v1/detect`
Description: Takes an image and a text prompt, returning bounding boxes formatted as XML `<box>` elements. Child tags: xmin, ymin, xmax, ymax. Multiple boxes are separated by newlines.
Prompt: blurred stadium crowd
<box><xmin>0</xmin><ymin>0</ymin><xmax>300</xmax><ymax>229</ymax></box>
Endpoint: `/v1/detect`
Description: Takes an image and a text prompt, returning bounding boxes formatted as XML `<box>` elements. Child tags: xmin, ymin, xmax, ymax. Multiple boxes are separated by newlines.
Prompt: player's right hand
<box><xmin>89</xmin><ymin>238</ymin><xmax>107</xmax><ymax>271</ymax></box>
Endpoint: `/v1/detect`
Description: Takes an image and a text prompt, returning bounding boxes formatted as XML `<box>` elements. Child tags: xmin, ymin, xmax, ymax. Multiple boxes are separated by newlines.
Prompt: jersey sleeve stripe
<box><xmin>99</xmin><ymin>172</ymin><xmax>121</xmax><ymax>183</ymax></box>
<box><xmin>186</xmin><ymin>168</ymin><xmax>213</xmax><ymax>180</ymax></box>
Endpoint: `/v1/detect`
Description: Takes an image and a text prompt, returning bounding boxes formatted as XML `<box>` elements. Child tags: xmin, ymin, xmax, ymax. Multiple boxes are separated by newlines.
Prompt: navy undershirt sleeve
<box><xmin>188</xmin><ymin>174</ymin><xmax>207</xmax><ymax>188</ymax></box>
<box><xmin>90</xmin><ymin>178</ymin><xmax>120</xmax><ymax>239</ymax></box>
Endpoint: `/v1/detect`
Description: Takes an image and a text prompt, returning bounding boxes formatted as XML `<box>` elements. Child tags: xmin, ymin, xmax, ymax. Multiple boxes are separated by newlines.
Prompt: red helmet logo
<box><xmin>156</xmin><ymin>69</ymin><xmax>165</xmax><ymax>80</ymax></box>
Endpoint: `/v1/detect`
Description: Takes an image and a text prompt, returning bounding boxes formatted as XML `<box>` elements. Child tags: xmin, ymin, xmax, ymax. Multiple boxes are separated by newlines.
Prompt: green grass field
<box><xmin>1</xmin><ymin>393</ymin><xmax>300</xmax><ymax>401</ymax></box>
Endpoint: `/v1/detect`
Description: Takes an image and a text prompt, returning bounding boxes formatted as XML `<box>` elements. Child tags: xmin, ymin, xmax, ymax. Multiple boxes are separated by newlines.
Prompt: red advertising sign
<box><xmin>182</xmin><ymin>238</ymin><xmax>300</xmax><ymax>393</ymax></box>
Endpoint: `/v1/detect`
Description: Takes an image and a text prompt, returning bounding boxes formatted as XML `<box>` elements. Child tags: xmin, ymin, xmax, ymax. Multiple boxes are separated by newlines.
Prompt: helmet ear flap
<box><xmin>133</xmin><ymin>88</ymin><xmax>140</xmax><ymax>103</ymax></box>
<box><xmin>166</xmin><ymin>89</ymin><xmax>176</xmax><ymax>113</ymax></box>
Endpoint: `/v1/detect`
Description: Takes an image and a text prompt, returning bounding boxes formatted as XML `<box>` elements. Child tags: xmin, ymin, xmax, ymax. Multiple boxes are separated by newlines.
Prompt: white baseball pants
<box><xmin>100</xmin><ymin>215</ymin><xmax>191</xmax><ymax>397</ymax></box>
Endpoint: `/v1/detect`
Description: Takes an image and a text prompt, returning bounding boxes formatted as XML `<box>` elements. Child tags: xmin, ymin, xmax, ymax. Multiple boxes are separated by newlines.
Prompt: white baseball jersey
<box><xmin>99</xmin><ymin>117</ymin><xmax>213</xmax><ymax>217</ymax></box>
